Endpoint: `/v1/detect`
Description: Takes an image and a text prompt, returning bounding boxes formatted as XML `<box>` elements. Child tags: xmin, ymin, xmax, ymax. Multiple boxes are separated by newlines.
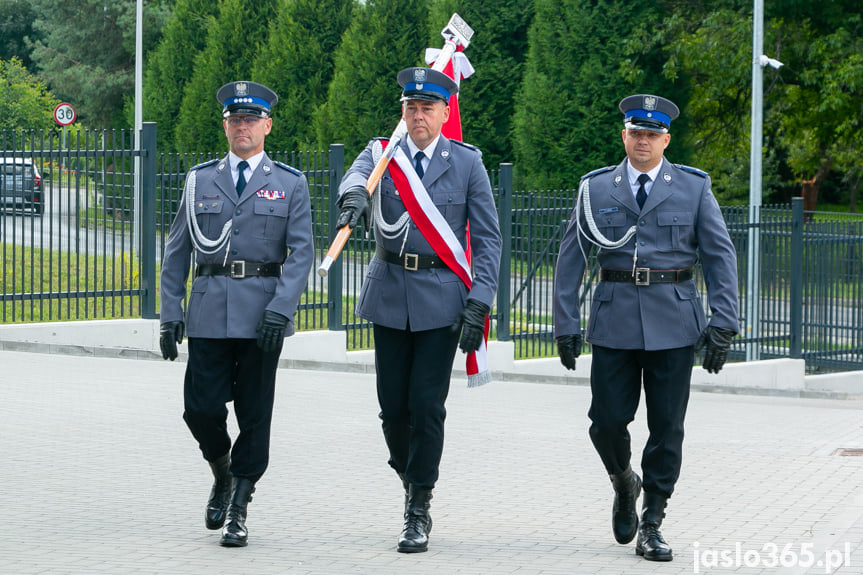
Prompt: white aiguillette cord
<box><xmin>574</xmin><ymin>177</ymin><xmax>640</xmax><ymax>275</ymax></box>
<box><xmin>370</xmin><ymin>140</ymin><xmax>411</xmax><ymax>256</ymax></box>
<box><xmin>184</xmin><ymin>170</ymin><xmax>233</xmax><ymax>264</ymax></box>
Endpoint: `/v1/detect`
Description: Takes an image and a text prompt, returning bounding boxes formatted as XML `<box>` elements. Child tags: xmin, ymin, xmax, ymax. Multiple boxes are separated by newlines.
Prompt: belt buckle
<box><xmin>634</xmin><ymin>267</ymin><xmax>650</xmax><ymax>286</ymax></box>
<box><xmin>403</xmin><ymin>253</ymin><xmax>419</xmax><ymax>271</ymax></box>
<box><xmin>230</xmin><ymin>261</ymin><xmax>246</xmax><ymax>278</ymax></box>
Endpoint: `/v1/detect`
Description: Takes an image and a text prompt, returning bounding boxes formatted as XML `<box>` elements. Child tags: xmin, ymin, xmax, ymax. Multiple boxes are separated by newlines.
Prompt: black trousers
<box><xmin>373</xmin><ymin>323</ymin><xmax>460</xmax><ymax>489</ymax></box>
<box><xmin>183</xmin><ymin>337</ymin><xmax>283</xmax><ymax>482</ymax></box>
<box><xmin>588</xmin><ymin>345</ymin><xmax>694</xmax><ymax>498</ymax></box>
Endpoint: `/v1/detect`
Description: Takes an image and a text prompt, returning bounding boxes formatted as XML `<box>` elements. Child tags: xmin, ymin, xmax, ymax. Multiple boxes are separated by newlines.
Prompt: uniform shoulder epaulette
<box><xmin>190</xmin><ymin>158</ymin><xmax>219</xmax><ymax>171</ymax></box>
<box><xmin>273</xmin><ymin>160</ymin><xmax>302</xmax><ymax>176</ymax></box>
<box><xmin>450</xmin><ymin>140</ymin><xmax>479</xmax><ymax>152</ymax></box>
<box><xmin>581</xmin><ymin>165</ymin><xmax>616</xmax><ymax>180</ymax></box>
<box><xmin>674</xmin><ymin>164</ymin><xmax>708</xmax><ymax>178</ymax></box>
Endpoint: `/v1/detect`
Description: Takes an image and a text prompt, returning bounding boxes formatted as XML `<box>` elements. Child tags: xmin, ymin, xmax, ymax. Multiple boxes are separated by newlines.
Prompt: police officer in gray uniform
<box><xmin>159</xmin><ymin>81</ymin><xmax>314</xmax><ymax>547</ymax></box>
<box><xmin>553</xmin><ymin>94</ymin><xmax>738</xmax><ymax>561</ymax></box>
<box><xmin>337</xmin><ymin>67</ymin><xmax>501</xmax><ymax>553</ymax></box>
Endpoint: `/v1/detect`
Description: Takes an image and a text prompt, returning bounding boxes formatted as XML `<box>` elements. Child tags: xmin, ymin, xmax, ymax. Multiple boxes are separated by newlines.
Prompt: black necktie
<box><xmin>414</xmin><ymin>151</ymin><xmax>425</xmax><ymax>179</ymax></box>
<box><xmin>636</xmin><ymin>173</ymin><xmax>650</xmax><ymax>210</ymax></box>
<box><xmin>236</xmin><ymin>160</ymin><xmax>249</xmax><ymax>196</ymax></box>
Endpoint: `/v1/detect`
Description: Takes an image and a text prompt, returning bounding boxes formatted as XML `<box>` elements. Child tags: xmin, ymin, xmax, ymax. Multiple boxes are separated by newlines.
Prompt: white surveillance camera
<box><xmin>758</xmin><ymin>55</ymin><xmax>784</xmax><ymax>69</ymax></box>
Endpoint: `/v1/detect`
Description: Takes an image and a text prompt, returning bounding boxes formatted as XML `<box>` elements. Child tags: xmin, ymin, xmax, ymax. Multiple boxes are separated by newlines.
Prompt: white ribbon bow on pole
<box><xmin>424</xmin><ymin>49</ymin><xmax>475</xmax><ymax>85</ymax></box>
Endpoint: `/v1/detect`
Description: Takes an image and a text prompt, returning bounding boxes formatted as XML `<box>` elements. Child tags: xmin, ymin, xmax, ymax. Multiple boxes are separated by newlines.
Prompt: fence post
<box><xmin>327</xmin><ymin>144</ymin><xmax>345</xmax><ymax>330</ymax></box>
<box><xmin>139</xmin><ymin>122</ymin><xmax>157</xmax><ymax>319</ymax></box>
<box><xmin>496</xmin><ymin>163</ymin><xmax>513</xmax><ymax>341</ymax></box>
<box><xmin>789</xmin><ymin>197</ymin><xmax>803</xmax><ymax>358</ymax></box>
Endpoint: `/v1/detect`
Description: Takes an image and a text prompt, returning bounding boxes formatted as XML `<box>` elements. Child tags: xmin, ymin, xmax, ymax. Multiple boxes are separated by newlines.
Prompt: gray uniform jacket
<box><xmin>340</xmin><ymin>137</ymin><xmax>502</xmax><ymax>331</ymax></box>
<box><xmin>160</xmin><ymin>153</ymin><xmax>314</xmax><ymax>339</ymax></box>
<box><xmin>553</xmin><ymin>157</ymin><xmax>739</xmax><ymax>350</ymax></box>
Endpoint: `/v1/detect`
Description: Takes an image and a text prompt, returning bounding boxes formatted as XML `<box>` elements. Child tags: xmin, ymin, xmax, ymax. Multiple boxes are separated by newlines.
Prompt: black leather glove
<box><xmin>452</xmin><ymin>299</ymin><xmax>490</xmax><ymax>354</ymax></box>
<box><xmin>256</xmin><ymin>310</ymin><xmax>289</xmax><ymax>352</ymax></box>
<box><xmin>159</xmin><ymin>321</ymin><xmax>184</xmax><ymax>361</ymax></box>
<box><xmin>555</xmin><ymin>334</ymin><xmax>583</xmax><ymax>371</ymax></box>
<box><xmin>694</xmin><ymin>326</ymin><xmax>736</xmax><ymax>374</ymax></box>
<box><xmin>336</xmin><ymin>185</ymin><xmax>371</xmax><ymax>229</ymax></box>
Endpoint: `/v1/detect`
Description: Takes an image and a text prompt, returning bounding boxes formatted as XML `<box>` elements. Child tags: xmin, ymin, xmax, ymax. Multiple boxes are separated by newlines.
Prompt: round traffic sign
<box><xmin>54</xmin><ymin>102</ymin><xmax>76</xmax><ymax>126</ymax></box>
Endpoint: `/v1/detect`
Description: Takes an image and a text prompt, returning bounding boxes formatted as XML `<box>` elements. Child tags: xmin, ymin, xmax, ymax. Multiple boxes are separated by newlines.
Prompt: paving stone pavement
<box><xmin>2</xmin><ymin>349</ymin><xmax>863</xmax><ymax>575</ymax></box>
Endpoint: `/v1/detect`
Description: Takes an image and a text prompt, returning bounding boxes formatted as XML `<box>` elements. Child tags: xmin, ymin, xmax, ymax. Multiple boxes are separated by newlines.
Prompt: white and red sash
<box><xmin>383</xmin><ymin>142</ymin><xmax>490</xmax><ymax>387</ymax></box>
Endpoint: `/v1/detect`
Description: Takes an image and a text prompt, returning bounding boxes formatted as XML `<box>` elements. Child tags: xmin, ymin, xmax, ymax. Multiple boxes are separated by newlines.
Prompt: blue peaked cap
<box><xmin>619</xmin><ymin>94</ymin><xmax>680</xmax><ymax>133</ymax></box>
<box><xmin>397</xmin><ymin>67</ymin><xmax>458</xmax><ymax>103</ymax></box>
<box><xmin>217</xmin><ymin>81</ymin><xmax>278</xmax><ymax>118</ymax></box>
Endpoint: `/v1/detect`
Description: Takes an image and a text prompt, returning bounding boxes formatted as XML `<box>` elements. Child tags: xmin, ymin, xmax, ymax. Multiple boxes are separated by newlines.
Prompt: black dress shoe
<box><xmin>397</xmin><ymin>485</ymin><xmax>433</xmax><ymax>553</ymax></box>
<box><xmin>220</xmin><ymin>478</ymin><xmax>255</xmax><ymax>547</ymax></box>
<box><xmin>205</xmin><ymin>453</ymin><xmax>232</xmax><ymax>530</ymax></box>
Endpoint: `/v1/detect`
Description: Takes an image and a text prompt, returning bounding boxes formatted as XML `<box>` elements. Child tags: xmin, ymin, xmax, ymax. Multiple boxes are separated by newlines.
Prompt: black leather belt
<box><xmin>600</xmin><ymin>268</ymin><xmax>693</xmax><ymax>286</ymax></box>
<box><xmin>375</xmin><ymin>246</ymin><xmax>447</xmax><ymax>271</ymax></box>
<box><xmin>196</xmin><ymin>262</ymin><xmax>282</xmax><ymax>278</ymax></box>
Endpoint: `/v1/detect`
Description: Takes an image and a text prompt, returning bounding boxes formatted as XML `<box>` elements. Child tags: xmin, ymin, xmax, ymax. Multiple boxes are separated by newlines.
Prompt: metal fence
<box><xmin>0</xmin><ymin>127</ymin><xmax>150</xmax><ymax>323</ymax></box>
<box><xmin>2</xmin><ymin>126</ymin><xmax>861</xmax><ymax>373</ymax></box>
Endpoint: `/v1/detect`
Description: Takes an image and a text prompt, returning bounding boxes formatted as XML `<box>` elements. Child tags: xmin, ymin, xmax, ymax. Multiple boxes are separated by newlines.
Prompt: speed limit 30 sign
<box><xmin>54</xmin><ymin>102</ymin><xmax>77</xmax><ymax>126</ymax></box>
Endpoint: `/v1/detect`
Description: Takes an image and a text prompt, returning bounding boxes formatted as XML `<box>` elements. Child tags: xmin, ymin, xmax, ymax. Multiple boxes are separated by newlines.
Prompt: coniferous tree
<box><xmin>175</xmin><ymin>0</ymin><xmax>277</xmax><ymax>153</ymax></box>
<box><xmin>314</xmin><ymin>0</ymin><xmax>430</xmax><ymax>159</ymax></box>
<box><xmin>252</xmin><ymin>0</ymin><xmax>354</xmax><ymax>152</ymax></box>
<box><xmin>0</xmin><ymin>0</ymin><xmax>42</xmax><ymax>67</ymax></box>
<box><xmin>28</xmin><ymin>0</ymin><xmax>169</xmax><ymax>128</ymax></box>
<box><xmin>512</xmin><ymin>0</ymin><xmax>675</xmax><ymax>189</ymax></box>
<box><xmin>144</xmin><ymin>0</ymin><xmax>219</xmax><ymax>152</ymax></box>
<box><xmin>428</xmin><ymin>0</ymin><xmax>534</xmax><ymax>168</ymax></box>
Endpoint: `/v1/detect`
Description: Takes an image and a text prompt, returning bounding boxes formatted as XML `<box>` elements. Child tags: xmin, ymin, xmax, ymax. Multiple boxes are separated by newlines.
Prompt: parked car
<box><xmin>0</xmin><ymin>157</ymin><xmax>43</xmax><ymax>215</ymax></box>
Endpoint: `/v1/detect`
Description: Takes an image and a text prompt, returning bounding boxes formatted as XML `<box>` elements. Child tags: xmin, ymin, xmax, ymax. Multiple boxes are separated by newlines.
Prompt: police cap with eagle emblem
<box><xmin>397</xmin><ymin>67</ymin><xmax>458</xmax><ymax>103</ymax></box>
<box><xmin>619</xmin><ymin>94</ymin><xmax>680</xmax><ymax>133</ymax></box>
<box><xmin>216</xmin><ymin>81</ymin><xmax>279</xmax><ymax>118</ymax></box>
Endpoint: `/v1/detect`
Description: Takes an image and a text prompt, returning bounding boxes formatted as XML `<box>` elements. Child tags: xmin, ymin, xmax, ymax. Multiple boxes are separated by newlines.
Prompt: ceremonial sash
<box><xmin>384</xmin><ymin>143</ymin><xmax>490</xmax><ymax>387</ymax></box>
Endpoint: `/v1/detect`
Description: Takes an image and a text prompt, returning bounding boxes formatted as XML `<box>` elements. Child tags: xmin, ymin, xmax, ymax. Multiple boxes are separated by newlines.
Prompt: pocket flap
<box><xmin>195</xmin><ymin>200</ymin><xmax>224</xmax><ymax>214</ymax></box>
<box><xmin>254</xmin><ymin>200</ymin><xmax>291</xmax><ymax>217</ymax></box>
<box><xmin>658</xmin><ymin>211</ymin><xmax>694</xmax><ymax>226</ymax></box>
<box><xmin>597</xmin><ymin>211</ymin><xmax>627</xmax><ymax>227</ymax></box>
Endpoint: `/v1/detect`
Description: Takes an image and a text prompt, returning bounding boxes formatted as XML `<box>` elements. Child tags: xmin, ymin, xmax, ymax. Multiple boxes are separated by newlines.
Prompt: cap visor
<box><xmin>624</xmin><ymin>120</ymin><xmax>668</xmax><ymax>134</ymax></box>
<box><xmin>401</xmin><ymin>96</ymin><xmax>448</xmax><ymax>104</ymax></box>
<box><xmin>223</xmin><ymin>108</ymin><xmax>269</xmax><ymax>118</ymax></box>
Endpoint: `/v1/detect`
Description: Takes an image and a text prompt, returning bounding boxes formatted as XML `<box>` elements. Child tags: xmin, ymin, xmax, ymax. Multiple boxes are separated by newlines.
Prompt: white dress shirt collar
<box><xmin>626</xmin><ymin>159</ymin><xmax>663</xmax><ymax>198</ymax></box>
<box><xmin>229</xmin><ymin>151</ymin><xmax>264</xmax><ymax>177</ymax></box>
<box><xmin>406</xmin><ymin>135</ymin><xmax>442</xmax><ymax>164</ymax></box>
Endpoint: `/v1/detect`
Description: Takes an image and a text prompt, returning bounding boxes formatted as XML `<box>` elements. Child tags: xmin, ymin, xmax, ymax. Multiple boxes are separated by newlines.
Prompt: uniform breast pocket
<box><xmin>194</xmin><ymin>200</ymin><xmax>225</xmax><ymax>236</ymax></box>
<box><xmin>657</xmin><ymin>211</ymin><xmax>695</xmax><ymax>252</ymax></box>
<box><xmin>432</xmin><ymin>190</ymin><xmax>467</xmax><ymax>228</ymax></box>
<box><xmin>254</xmin><ymin>200</ymin><xmax>291</xmax><ymax>239</ymax></box>
<box><xmin>595</xmin><ymin>211</ymin><xmax>629</xmax><ymax>242</ymax></box>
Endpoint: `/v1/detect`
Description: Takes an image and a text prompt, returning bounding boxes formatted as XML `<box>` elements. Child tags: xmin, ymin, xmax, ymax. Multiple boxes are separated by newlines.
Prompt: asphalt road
<box><xmin>1</xmin><ymin>183</ymin><xmax>135</xmax><ymax>257</ymax></box>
